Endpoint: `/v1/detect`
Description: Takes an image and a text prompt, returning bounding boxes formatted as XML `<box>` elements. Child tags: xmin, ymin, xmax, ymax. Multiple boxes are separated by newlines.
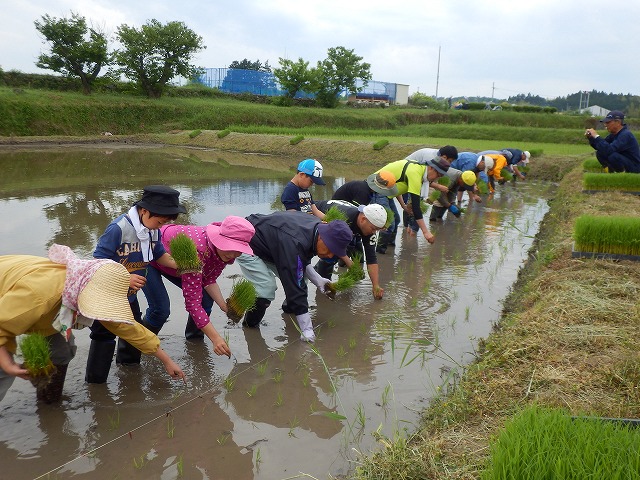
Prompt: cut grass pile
<box><xmin>482</xmin><ymin>405</ymin><xmax>640</xmax><ymax>479</ymax></box>
<box><xmin>169</xmin><ymin>233</ymin><xmax>202</xmax><ymax>274</ymax></box>
<box><xmin>573</xmin><ymin>215</ymin><xmax>640</xmax><ymax>255</ymax></box>
<box><xmin>583</xmin><ymin>172</ymin><xmax>640</xmax><ymax>192</ymax></box>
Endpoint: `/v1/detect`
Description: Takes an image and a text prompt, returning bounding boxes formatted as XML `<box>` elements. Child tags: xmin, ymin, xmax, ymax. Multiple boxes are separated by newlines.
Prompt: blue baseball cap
<box><xmin>600</xmin><ymin>110</ymin><xmax>625</xmax><ymax>122</ymax></box>
<box><xmin>297</xmin><ymin>158</ymin><xmax>326</xmax><ymax>185</ymax></box>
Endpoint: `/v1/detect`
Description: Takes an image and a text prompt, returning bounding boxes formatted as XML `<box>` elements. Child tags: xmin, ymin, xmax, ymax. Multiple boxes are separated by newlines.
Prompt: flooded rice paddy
<box><xmin>0</xmin><ymin>145</ymin><xmax>554</xmax><ymax>479</ymax></box>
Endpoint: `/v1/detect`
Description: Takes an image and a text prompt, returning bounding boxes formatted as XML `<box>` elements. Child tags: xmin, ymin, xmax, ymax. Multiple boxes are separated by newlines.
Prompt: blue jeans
<box><xmin>142</xmin><ymin>265</ymin><xmax>213</xmax><ymax>329</ymax></box>
<box><xmin>372</xmin><ymin>193</ymin><xmax>400</xmax><ymax>236</ymax></box>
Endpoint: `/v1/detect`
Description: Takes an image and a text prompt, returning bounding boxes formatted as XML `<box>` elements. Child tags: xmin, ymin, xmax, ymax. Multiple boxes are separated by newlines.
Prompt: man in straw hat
<box><xmin>237</xmin><ymin>211</ymin><xmax>353</xmax><ymax>343</ymax></box>
<box><xmin>0</xmin><ymin>245</ymin><xmax>185</xmax><ymax>404</ymax></box>
<box><xmin>89</xmin><ymin>185</ymin><xmax>186</xmax><ymax>382</ymax></box>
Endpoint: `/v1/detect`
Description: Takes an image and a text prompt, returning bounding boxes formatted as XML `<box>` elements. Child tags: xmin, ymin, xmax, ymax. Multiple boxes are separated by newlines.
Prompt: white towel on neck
<box><xmin>128</xmin><ymin>206</ymin><xmax>152</xmax><ymax>262</ymax></box>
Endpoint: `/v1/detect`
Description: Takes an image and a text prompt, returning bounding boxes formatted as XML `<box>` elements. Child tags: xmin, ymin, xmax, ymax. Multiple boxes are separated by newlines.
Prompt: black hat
<box><xmin>600</xmin><ymin>110</ymin><xmax>625</xmax><ymax>122</ymax></box>
<box><xmin>135</xmin><ymin>185</ymin><xmax>187</xmax><ymax>215</ymax></box>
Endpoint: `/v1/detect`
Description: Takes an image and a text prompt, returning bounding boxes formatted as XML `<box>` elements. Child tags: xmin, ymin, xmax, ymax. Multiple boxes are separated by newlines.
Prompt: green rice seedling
<box><xmin>373</xmin><ymin>139</ymin><xmax>389</xmax><ymax>150</ymax></box>
<box><xmin>289</xmin><ymin>134</ymin><xmax>304</xmax><ymax>145</ymax></box>
<box><xmin>582</xmin><ymin>157</ymin><xmax>605</xmax><ymax>172</ymax></box>
<box><xmin>427</xmin><ymin>188</ymin><xmax>441</xmax><ymax>204</ymax></box>
<box><xmin>354</xmin><ymin>403</ymin><xmax>366</xmax><ymax>430</ymax></box>
<box><xmin>500</xmin><ymin>168</ymin><xmax>514</xmax><ymax>181</ymax></box>
<box><xmin>216</xmin><ymin>129</ymin><xmax>230</xmax><ymax>138</ymax></box>
<box><xmin>477</xmin><ymin>180</ymin><xmax>489</xmax><ymax>194</ymax></box>
<box><xmin>482</xmin><ymin>405</ymin><xmax>640</xmax><ymax>480</ymax></box>
<box><xmin>419</xmin><ymin>199</ymin><xmax>429</xmax><ymax>214</ymax></box>
<box><xmin>133</xmin><ymin>455</ymin><xmax>146</xmax><ymax>469</ymax></box>
<box><xmin>255</xmin><ymin>449</ymin><xmax>262</xmax><ymax>469</ymax></box>
<box><xmin>255</xmin><ymin>361</ymin><xmax>268</xmax><ymax>376</ymax></box>
<box><xmin>323</xmin><ymin>205</ymin><xmax>349</xmax><ymax>223</ymax></box>
<box><xmin>381</xmin><ymin>383</ymin><xmax>392</xmax><ymax>408</ymax></box>
<box><xmin>226</xmin><ymin>278</ymin><xmax>257</xmax><ymax>322</ymax></box>
<box><xmin>223</xmin><ymin>376</ymin><xmax>236</xmax><ymax>392</ymax></box>
<box><xmin>583</xmin><ymin>172</ymin><xmax>640</xmax><ymax>192</ymax></box>
<box><xmin>169</xmin><ymin>233</ymin><xmax>202</xmax><ymax>274</ymax></box>
<box><xmin>302</xmin><ymin>371</ymin><xmax>311</xmax><ymax>387</ymax></box>
<box><xmin>277</xmin><ymin>349</ymin><xmax>286</xmax><ymax>361</ymax></box>
<box><xmin>328</xmin><ymin>253</ymin><xmax>364</xmax><ymax>293</ymax></box>
<box><xmin>108</xmin><ymin>410</ymin><xmax>120</xmax><ymax>431</ymax></box>
<box><xmin>288</xmin><ymin>416</ymin><xmax>300</xmax><ymax>437</ymax></box>
<box><xmin>216</xmin><ymin>433</ymin><xmax>230</xmax><ymax>445</ymax></box>
<box><xmin>465</xmin><ymin>306</ymin><xmax>471</xmax><ymax>321</ymax></box>
<box><xmin>246</xmin><ymin>384</ymin><xmax>257</xmax><ymax>397</ymax></box>
<box><xmin>573</xmin><ymin>215</ymin><xmax>640</xmax><ymax>256</ymax></box>
<box><xmin>272</xmin><ymin>370</ymin><xmax>283</xmax><ymax>383</ymax></box>
<box><xmin>437</xmin><ymin>175</ymin><xmax>451</xmax><ymax>187</ymax></box>
<box><xmin>188</xmin><ymin>129</ymin><xmax>201</xmax><ymax>138</ymax></box>
<box><xmin>384</xmin><ymin>207</ymin><xmax>394</xmax><ymax>228</ymax></box>
<box><xmin>19</xmin><ymin>333</ymin><xmax>55</xmax><ymax>379</ymax></box>
<box><xmin>336</xmin><ymin>345</ymin><xmax>347</xmax><ymax>357</ymax></box>
<box><xmin>167</xmin><ymin>417</ymin><xmax>175</xmax><ymax>438</ymax></box>
<box><xmin>176</xmin><ymin>455</ymin><xmax>184</xmax><ymax>478</ymax></box>
<box><xmin>274</xmin><ymin>391</ymin><xmax>283</xmax><ymax>407</ymax></box>
<box><xmin>349</xmin><ymin>337</ymin><xmax>357</xmax><ymax>349</ymax></box>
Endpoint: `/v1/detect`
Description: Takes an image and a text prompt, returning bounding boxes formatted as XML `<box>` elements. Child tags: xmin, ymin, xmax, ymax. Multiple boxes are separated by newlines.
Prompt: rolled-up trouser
<box><xmin>0</xmin><ymin>332</ymin><xmax>76</xmax><ymax>403</ymax></box>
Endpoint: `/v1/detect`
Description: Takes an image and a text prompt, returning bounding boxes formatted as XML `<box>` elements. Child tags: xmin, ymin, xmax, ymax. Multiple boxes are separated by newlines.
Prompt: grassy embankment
<box><xmin>3</xmin><ymin>87</ymin><xmax>640</xmax><ymax>478</ymax></box>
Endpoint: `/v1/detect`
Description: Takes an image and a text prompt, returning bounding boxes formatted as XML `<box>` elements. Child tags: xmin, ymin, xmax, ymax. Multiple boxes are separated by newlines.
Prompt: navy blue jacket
<box><xmin>589</xmin><ymin>125</ymin><xmax>640</xmax><ymax>166</ymax></box>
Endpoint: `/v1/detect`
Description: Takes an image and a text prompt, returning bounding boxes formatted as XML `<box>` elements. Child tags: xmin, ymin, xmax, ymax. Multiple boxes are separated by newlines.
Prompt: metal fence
<box><xmin>195</xmin><ymin>68</ymin><xmax>398</xmax><ymax>103</ymax></box>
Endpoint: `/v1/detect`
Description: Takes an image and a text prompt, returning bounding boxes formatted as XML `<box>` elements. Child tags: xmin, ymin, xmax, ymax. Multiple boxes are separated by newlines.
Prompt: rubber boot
<box><xmin>243</xmin><ymin>298</ymin><xmax>271</xmax><ymax>328</ymax></box>
<box><xmin>185</xmin><ymin>315</ymin><xmax>205</xmax><ymax>340</ymax></box>
<box><xmin>85</xmin><ymin>340</ymin><xmax>116</xmax><ymax>384</ymax></box>
<box><xmin>36</xmin><ymin>364</ymin><xmax>68</xmax><ymax>404</ymax></box>
<box><xmin>116</xmin><ymin>337</ymin><xmax>143</xmax><ymax>365</ymax></box>
<box><xmin>314</xmin><ymin>260</ymin><xmax>335</xmax><ymax>280</ymax></box>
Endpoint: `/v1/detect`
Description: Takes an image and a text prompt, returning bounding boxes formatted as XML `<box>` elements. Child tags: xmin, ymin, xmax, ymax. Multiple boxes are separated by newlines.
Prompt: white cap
<box><xmin>481</xmin><ymin>155</ymin><xmax>494</xmax><ymax>171</ymax></box>
<box><xmin>523</xmin><ymin>151</ymin><xmax>531</xmax><ymax>164</ymax></box>
<box><xmin>359</xmin><ymin>204</ymin><xmax>387</xmax><ymax>228</ymax></box>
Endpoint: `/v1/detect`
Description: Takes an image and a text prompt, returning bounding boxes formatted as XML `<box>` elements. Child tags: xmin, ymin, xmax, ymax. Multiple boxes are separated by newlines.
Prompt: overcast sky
<box><xmin>2</xmin><ymin>0</ymin><xmax>639</xmax><ymax>100</ymax></box>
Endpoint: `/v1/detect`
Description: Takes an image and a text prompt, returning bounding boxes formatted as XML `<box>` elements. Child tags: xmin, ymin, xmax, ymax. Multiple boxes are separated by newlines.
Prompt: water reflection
<box><xmin>0</xmin><ymin>147</ymin><xmax>554</xmax><ymax>479</ymax></box>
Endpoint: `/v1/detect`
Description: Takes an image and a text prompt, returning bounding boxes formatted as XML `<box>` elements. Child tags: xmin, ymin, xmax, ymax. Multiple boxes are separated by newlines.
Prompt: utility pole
<box><xmin>492</xmin><ymin>82</ymin><xmax>495</xmax><ymax>101</ymax></box>
<box><xmin>434</xmin><ymin>45</ymin><xmax>441</xmax><ymax>99</ymax></box>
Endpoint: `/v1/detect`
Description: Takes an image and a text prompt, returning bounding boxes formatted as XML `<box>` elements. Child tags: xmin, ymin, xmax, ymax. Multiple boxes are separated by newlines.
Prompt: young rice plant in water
<box><xmin>169</xmin><ymin>233</ymin><xmax>202</xmax><ymax>274</ymax></box>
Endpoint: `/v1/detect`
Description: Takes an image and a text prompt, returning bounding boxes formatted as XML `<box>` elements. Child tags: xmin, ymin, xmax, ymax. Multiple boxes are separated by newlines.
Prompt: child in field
<box><xmin>87</xmin><ymin>185</ymin><xmax>186</xmax><ymax>383</ymax></box>
<box><xmin>281</xmin><ymin>158</ymin><xmax>326</xmax><ymax>219</ymax></box>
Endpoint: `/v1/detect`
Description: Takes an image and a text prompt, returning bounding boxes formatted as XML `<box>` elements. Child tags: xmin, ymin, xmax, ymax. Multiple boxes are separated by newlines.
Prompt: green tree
<box><xmin>314</xmin><ymin>46</ymin><xmax>371</xmax><ymax>108</ymax></box>
<box><xmin>114</xmin><ymin>19</ymin><xmax>205</xmax><ymax>98</ymax></box>
<box><xmin>33</xmin><ymin>12</ymin><xmax>110</xmax><ymax>94</ymax></box>
<box><xmin>273</xmin><ymin>57</ymin><xmax>316</xmax><ymax>99</ymax></box>
<box><xmin>228</xmin><ymin>59</ymin><xmax>271</xmax><ymax>72</ymax></box>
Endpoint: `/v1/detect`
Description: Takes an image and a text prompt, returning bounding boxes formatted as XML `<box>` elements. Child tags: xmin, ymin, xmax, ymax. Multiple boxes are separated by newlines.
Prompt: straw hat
<box><xmin>77</xmin><ymin>262</ymin><xmax>135</xmax><ymax>324</ymax></box>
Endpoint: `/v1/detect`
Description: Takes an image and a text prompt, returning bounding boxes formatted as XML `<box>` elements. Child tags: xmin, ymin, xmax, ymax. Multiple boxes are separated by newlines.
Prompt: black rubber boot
<box><xmin>376</xmin><ymin>231</ymin><xmax>394</xmax><ymax>254</ymax></box>
<box><xmin>243</xmin><ymin>298</ymin><xmax>271</xmax><ymax>328</ymax></box>
<box><xmin>85</xmin><ymin>341</ymin><xmax>116</xmax><ymax>384</ymax></box>
<box><xmin>185</xmin><ymin>315</ymin><xmax>205</xmax><ymax>340</ymax></box>
<box><xmin>116</xmin><ymin>338</ymin><xmax>143</xmax><ymax>365</ymax></box>
<box><xmin>314</xmin><ymin>260</ymin><xmax>335</xmax><ymax>280</ymax></box>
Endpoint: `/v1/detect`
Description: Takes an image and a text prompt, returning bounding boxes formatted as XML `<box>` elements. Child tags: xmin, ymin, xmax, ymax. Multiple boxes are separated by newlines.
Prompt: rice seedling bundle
<box><xmin>328</xmin><ymin>253</ymin><xmax>364</xmax><ymax>293</ymax></box>
<box><xmin>582</xmin><ymin>158</ymin><xmax>605</xmax><ymax>173</ymax></box>
<box><xmin>437</xmin><ymin>176</ymin><xmax>450</xmax><ymax>187</ymax></box>
<box><xmin>226</xmin><ymin>279</ymin><xmax>258</xmax><ymax>322</ymax></box>
<box><xmin>323</xmin><ymin>205</ymin><xmax>348</xmax><ymax>223</ymax></box>
<box><xmin>500</xmin><ymin>168</ymin><xmax>514</xmax><ymax>181</ymax></box>
<box><xmin>373</xmin><ymin>139</ymin><xmax>389</xmax><ymax>150</ymax></box>
<box><xmin>19</xmin><ymin>333</ymin><xmax>55</xmax><ymax>378</ymax></box>
<box><xmin>477</xmin><ymin>180</ymin><xmax>489</xmax><ymax>194</ymax></box>
<box><xmin>482</xmin><ymin>405</ymin><xmax>640</xmax><ymax>479</ymax></box>
<box><xmin>583</xmin><ymin>172</ymin><xmax>640</xmax><ymax>192</ymax></box>
<box><xmin>573</xmin><ymin>215</ymin><xmax>640</xmax><ymax>256</ymax></box>
<box><xmin>289</xmin><ymin>135</ymin><xmax>304</xmax><ymax>145</ymax></box>
<box><xmin>383</xmin><ymin>207</ymin><xmax>394</xmax><ymax>228</ymax></box>
<box><xmin>169</xmin><ymin>233</ymin><xmax>202</xmax><ymax>274</ymax></box>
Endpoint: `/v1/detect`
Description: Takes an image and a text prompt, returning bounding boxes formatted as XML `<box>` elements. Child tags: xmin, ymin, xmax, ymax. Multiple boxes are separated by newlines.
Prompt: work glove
<box><xmin>305</xmin><ymin>264</ymin><xmax>332</xmax><ymax>294</ymax></box>
<box><xmin>448</xmin><ymin>204</ymin><xmax>461</xmax><ymax>218</ymax></box>
<box><xmin>296</xmin><ymin>312</ymin><xmax>315</xmax><ymax>342</ymax></box>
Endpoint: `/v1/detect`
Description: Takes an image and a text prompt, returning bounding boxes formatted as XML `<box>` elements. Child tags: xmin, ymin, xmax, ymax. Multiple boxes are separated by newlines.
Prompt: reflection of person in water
<box><xmin>0</xmin><ymin>245</ymin><xmax>185</xmax><ymax>404</ymax></box>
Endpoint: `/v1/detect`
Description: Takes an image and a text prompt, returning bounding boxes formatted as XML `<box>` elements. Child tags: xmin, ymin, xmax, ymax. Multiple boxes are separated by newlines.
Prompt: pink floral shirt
<box><xmin>152</xmin><ymin>224</ymin><xmax>231</xmax><ymax>329</ymax></box>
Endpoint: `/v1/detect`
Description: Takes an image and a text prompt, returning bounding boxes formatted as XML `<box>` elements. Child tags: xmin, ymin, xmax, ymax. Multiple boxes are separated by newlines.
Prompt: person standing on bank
<box><xmin>0</xmin><ymin>245</ymin><xmax>185</xmax><ymax>404</ymax></box>
<box><xmin>88</xmin><ymin>186</ymin><xmax>186</xmax><ymax>383</ymax></box>
<box><xmin>236</xmin><ymin>212</ymin><xmax>353</xmax><ymax>343</ymax></box>
<box><xmin>585</xmin><ymin>110</ymin><xmax>640</xmax><ymax>173</ymax></box>
<box><xmin>281</xmin><ymin>158</ymin><xmax>327</xmax><ymax>219</ymax></box>
<box><xmin>143</xmin><ymin>216</ymin><xmax>256</xmax><ymax>358</ymax></box>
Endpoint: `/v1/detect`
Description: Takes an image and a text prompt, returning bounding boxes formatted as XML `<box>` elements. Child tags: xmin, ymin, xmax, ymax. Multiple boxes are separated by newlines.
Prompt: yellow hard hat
<box><xmin>461</xmin><ymin>170</ymin><xmax>476</xmax><ymax>186</ymax></box>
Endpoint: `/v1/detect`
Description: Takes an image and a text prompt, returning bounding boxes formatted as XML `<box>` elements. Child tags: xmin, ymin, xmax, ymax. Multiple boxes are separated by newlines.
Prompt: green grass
<box><xmin>583</xmin><ymin>172</ymin><xmax>640</xmax><ymax>191</ymax></box>
<box><xmin>169</xmin><ymin>234</ymin><xmax>202</xmax><ymax>273</ymax></box>
<box><xmin>19</xmin><ymin>333</ymin><xmax>54</xmax><ymax>377</ymax></box>
<box><xmin>573</xmin><ymin>215</ymin><xmax>640</xmax><ymax>255</ymax></box>
<box><xmin>482</xmin><ymin>405</ymin><xmax>640</xmax><ymax>479</ymax></box>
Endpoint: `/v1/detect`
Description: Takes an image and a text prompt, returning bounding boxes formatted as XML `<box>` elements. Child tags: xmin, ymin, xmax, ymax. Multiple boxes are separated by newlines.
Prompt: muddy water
<box><xmin>0</xmin><ymin>146</ymin><xmax>554</xmax><ymax>479</ymax></box>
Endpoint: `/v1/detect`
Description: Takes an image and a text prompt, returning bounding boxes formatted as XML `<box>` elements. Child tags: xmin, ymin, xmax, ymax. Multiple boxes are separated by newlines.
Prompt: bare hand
<box><xmin>129</xmin><ymin>273</ymin><xmax>146</xmax><ymax>292</ymax></box>
<box><xmin>373</xmin><ymin>285</ymin><xmax>384</xmax><ymax>300</ymax></box>
<box><xmin>213</xmin><ymin>338</ymin><xmax>231</xmax><ymax>358</ymax></box>
<box><xmin>585</xmin><ymin>128</ymin><xmax>597</xmax><ymax>138</ymax></box>
<box><xmin>424</xmin><ymin>232</ymin><xmax>436</xmax><ymax>244</ymax></box>
<box><xmin>164</xmin><ymin>360</ymin><xmax>185</xmax><ymax>380</ymax></box>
